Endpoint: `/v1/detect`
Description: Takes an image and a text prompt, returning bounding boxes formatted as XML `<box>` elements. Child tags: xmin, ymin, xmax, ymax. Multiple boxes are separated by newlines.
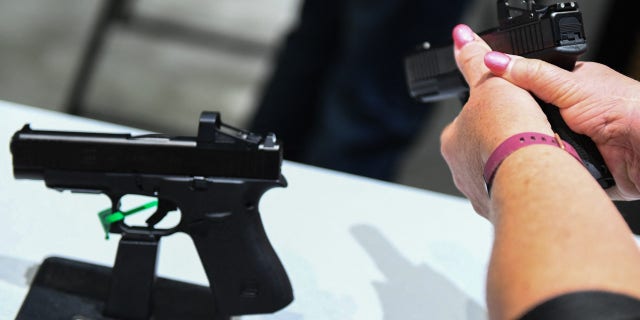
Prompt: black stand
<box><xmin>16</xmin><ymin>234</ymin><xmax>230</xmax><ymax>320</ymax></box>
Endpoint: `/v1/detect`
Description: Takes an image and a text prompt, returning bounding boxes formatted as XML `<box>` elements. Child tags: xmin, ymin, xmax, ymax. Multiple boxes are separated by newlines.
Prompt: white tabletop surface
<box><xmin>0</xmin><ymin>100</ymin><xmax>493</xmax><ymax>320</ymax></box>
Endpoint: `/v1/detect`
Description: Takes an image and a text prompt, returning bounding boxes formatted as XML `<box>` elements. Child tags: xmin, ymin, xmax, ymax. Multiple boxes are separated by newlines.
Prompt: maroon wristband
<box><xmin>483</xmin><ymin>132</ymin><xmax>582</xmax><ymax>194</ymax></box>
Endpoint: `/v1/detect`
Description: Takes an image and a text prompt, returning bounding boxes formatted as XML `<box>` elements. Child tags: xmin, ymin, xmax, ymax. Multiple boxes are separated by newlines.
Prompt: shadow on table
<box><xmin>0</xmin><ymin>255</ymin><xmax>39</xmax><ymax>287</ymax></box>
<box><xmin>351</xmin><ymin>225</ymin><xmax>487</xmax><ymax>320</ymax></box>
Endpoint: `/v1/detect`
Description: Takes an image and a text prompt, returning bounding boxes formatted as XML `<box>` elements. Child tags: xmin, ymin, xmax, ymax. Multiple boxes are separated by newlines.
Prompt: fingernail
<box><xmin>453</xmin><ymin>24</ymin><xmax>475</xmax><ymax>49</ymax></box>
<box><xmin>484</xmin><ymin>51</ymin><xmax>511</xmax><ymax>74</ymax></box>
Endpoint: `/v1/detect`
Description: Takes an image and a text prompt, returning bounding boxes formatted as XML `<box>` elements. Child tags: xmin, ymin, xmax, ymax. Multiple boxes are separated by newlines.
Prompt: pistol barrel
<box><xmin>11</xmin><ymin>125</ymin><xmax>283</xmax><ymax>181</ymax></box>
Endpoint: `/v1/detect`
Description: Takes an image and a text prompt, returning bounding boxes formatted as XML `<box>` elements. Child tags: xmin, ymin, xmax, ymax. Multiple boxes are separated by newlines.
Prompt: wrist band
<box><xmin>483</xmin><ymin>132</ymin><xmax>582</xmax><ymax>194</ymax></box>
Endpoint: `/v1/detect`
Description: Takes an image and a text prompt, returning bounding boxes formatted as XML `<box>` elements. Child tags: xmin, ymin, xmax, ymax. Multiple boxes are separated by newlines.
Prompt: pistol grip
<box><xmin>186</xmin><ymin>205</ymin><xmax>293</xmax><ymax>316</ymax></box>
<box><xmin>537</xmin><ymin>98</ymin><xmax>615</xmax><ymax>189</ymax></box>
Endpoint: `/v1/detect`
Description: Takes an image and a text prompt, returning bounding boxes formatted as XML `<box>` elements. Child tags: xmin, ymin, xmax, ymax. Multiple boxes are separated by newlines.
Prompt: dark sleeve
<box><xmin>519</xmin><ymin>291</ymin><xmax>640</xmax><ymax>320</ymax></box>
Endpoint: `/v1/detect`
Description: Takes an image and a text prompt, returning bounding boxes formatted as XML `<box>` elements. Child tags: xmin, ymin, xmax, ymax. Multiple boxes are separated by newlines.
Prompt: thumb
<box><xmin>484</xmin><ymin>51</ymin><xmax>586</xmax><ymax>109</ymax></box>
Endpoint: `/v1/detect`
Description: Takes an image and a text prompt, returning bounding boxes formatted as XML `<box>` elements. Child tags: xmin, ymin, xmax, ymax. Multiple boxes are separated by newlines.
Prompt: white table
<box><xmin>0</xmin><ymin>100</ymin><xmax>493</xmax><ymax>319</ymax></box>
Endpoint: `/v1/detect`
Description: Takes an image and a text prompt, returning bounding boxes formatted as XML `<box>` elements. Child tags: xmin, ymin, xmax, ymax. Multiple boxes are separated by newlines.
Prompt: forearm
<box><xmin>486</xmin><ymin>145</ymin><xmax>640</xmax><ymax>320</ymax></box>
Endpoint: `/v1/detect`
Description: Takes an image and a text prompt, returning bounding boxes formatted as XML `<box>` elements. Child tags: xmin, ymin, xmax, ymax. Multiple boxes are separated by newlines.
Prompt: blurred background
<box><xmin>0</xmin><ymin>0</ymin><xmax>634</xmax><ymax>195</ymax></box>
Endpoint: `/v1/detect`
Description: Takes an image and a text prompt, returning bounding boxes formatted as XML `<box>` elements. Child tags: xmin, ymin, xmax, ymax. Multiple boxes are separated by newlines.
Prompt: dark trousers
<box><xmin>250</xmin><ymin>0</ymin><xmax>469</xmax><ymax>181</ymax></box>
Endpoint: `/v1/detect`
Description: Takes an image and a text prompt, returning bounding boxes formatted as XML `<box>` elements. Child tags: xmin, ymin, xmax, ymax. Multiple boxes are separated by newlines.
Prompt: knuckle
<box><xmin>440</xmin><ymin>125</ymin><xmax>454</xmax><ymax>156</ymax></box>
<box><xmin>516</xmin><ymin>58</ymin><xmax>543</xmax><ymax>83</ymax></box>
<box><xmin>517</xmin><ymin>58</ymin><xmax>579</xmax><ymax>105</ymax></box>
<box><xmin>458</xmin><ymin>43</ymin><xmax>488</xmax><ymax>70</ymax></box>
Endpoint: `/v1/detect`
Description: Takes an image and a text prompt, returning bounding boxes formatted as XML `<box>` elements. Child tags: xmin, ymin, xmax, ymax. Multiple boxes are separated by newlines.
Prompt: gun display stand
<box><xmin>16</xmin><ymin>234</ymin><xmax>229</xmax><ymax>320</ymax></box>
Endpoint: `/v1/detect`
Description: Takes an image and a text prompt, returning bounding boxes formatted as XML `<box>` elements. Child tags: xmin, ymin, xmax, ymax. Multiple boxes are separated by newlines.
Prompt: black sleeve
<box><xmin>519</xmin><ymin>291</ymin><xmax>640</xmax><ymax>320</ymax></box>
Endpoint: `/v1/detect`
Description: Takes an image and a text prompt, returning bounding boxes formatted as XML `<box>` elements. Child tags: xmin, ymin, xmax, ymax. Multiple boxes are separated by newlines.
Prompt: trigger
<box><xmin>146</xmin><ymin>199</ymin><xmax>177</xmax><ymax>227</ymax></box>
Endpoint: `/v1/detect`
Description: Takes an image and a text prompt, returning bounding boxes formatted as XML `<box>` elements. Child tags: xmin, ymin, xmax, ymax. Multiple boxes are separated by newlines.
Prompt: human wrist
<box><xmin>483</xmin><ymin>132</ymin><xmax>581</xmax><ymax>194</ymax></box>
<box><xmin>488</xmin><ymin>144</ymin><xmax>598</xmax><ymax>223</ymax></box>
<box><xmin>479</xmin><ymin>121</ymin><xmax>555</xmax><ymax>163</ymax></box>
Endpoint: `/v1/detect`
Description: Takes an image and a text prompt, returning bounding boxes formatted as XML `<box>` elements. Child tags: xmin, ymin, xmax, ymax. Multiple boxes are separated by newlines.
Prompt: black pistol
<box><xmin>10</xmin><ymin>111</ymin><xmax>293</xmax><ymax>318</ymax></box>
<box><xmin>404</xmin><ymin>0</ymin><xmax>615</xmax><ymax>189</ymax></box>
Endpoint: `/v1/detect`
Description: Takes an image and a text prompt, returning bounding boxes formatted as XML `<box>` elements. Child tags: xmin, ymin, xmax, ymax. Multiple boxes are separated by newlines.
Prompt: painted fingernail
<box><xmin>484</xmin><ymin>51</ymin><xmax>511</xmax><ymax>74</ymax></box>
<box><xmin>453</xmin><ymin>24</ymin><xmax>475</xmax><ymax>49</ymax></box>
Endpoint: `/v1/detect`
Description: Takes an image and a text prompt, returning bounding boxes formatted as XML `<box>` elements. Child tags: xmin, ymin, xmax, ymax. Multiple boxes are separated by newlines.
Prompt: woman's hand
<box><xmin>440</xmin><ymin>25</ymin><xmax>553</xmax><ymax>219</ymax></box>
<box><xmin>484</xmin><ymin>52</ymin><xmax>640</xmax><ymax>200</ymax></box>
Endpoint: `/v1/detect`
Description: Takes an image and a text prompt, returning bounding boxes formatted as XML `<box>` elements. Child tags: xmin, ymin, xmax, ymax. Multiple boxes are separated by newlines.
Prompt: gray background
<box><xmin>0</xmin><ymin>0</ymin><xmax>613</xmax><ymax>196</ymax></box>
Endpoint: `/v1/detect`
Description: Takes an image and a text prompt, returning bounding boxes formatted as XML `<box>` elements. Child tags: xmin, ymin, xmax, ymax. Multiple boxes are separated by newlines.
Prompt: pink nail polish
<box><xmin>453</xmin><ymin>24</ymin><xmax>475</xmax><ymax>49</ymax></box>
<box><xmin>484</xmin><ymin>51</ymin><xmax>511</xmax><ymax>74</ymax></box>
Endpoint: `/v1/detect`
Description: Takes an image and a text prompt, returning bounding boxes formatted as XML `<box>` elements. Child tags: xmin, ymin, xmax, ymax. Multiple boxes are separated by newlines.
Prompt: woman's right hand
<box><xmin>484</xmin><ymin>54</ymin><xmax>640</xmax><ymax>200</ymax></box>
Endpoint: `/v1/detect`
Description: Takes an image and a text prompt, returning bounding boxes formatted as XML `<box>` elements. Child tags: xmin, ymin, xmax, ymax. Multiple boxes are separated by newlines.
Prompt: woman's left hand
<box><xmin>439</xmin><ymin>25</ymin><xmax>553</xmax><ymax>219</ymax></box>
